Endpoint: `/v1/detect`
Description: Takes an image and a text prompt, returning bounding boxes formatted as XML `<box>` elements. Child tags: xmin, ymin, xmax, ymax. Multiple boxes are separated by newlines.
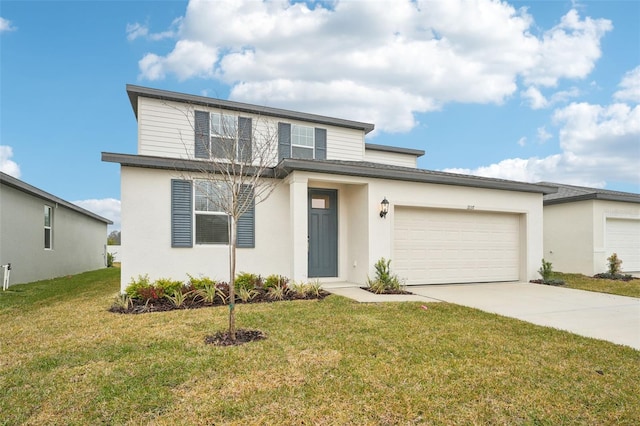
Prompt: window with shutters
<box><xmin>195</xmin><ymin>111</ymin><xmax>252</xmax><ymax>162</ymax></box>
<box><xmin>194</xmin><ymin>180</ymin><xmax>230</xmax><ymax>245</ymax></box>
<box><xmin>291</xmin><ymin>124</ymin><xmax>314</xmax><ymax>159</ymax></box>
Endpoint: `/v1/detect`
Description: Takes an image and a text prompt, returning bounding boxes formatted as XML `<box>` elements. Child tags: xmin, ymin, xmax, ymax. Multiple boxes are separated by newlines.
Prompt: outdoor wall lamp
<box><xmin>379</xmin><ymin>197</ymin><xmax>389</xmax><ymax>218</ymax></box>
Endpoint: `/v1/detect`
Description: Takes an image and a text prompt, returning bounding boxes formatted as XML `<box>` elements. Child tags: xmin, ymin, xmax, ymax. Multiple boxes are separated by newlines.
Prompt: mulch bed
<box><xmin>529</xmin><ymin>279</ymin><xmax>565</xmax><ymax>286</ymax></box>
<box><xmin>109</xmin><ymin>289</ymin><xmax>331</xmax><ymax>315</ymax></box>
<box><xmin>205</xmin><ymin>329</ymin><xmax>267</xmax><ymax>346</ymax></box>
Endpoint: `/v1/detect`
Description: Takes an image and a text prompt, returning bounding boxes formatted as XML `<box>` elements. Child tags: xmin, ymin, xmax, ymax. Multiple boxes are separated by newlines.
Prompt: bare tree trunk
<box><xmin>228</xmin><ymin>216</ymin><xmax>237</xmax><ymax>342</ymax></box>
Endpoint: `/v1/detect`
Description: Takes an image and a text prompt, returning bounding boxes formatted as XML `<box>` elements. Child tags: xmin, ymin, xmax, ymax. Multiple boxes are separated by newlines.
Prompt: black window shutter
<box><xmin>237</xmin><ymin>184</ymin><xmax>255</xmax><ymax>248</ymax></box>
<box><xmin>171</xmin><ymin>179</ymin><xmax>193</xmax><ymax>248</ymax></box>
<box><xmin>278</xmin><ymin>122</ymin><xmax>291</xmax><ymax>162</ymax></box>
<box><xmin>238</xmin><ymin>117</ymin><xmax>252</xmax><ymax>163</ymax></box>
<box><xmin>195</xmin><ymin>111</ymin><xmax>210</xmax><ymax>159</ymax></box>
<box><xmin>315</xmin><ymin>128</ymin><xmax>327</xmax><ymax>160</ymax></box>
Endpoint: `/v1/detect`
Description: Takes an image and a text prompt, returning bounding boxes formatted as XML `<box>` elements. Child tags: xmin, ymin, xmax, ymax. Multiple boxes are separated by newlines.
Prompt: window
<box><xmin>44</xmin><ymin>205</ymin><xmax>53</xmax><ymax>249</ymax></box>
<box><xmin>194</xmin><ymin>180</ymin><xmax>230</xmax><ymax>245</ymax></box>
<box><xmin>278</xmin><ymin>123</ymin><xmax>326</xmax><ymax>161</ymax></box>
<box><xmin>195</xmin><ymin>111</ymin><xmax>252</xmax><ymax>162</ymax></box>
<box><xmin>291</xmin><ymin>124</ymin><xmax>314</xmax><ymax>159</ymax></box>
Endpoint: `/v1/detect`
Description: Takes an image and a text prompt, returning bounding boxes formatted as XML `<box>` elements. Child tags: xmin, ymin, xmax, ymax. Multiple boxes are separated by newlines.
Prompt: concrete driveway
<box><xmin>410</xmin><ymin>282</ymin><xmax>640</xmax><ymax>350</ymax></box>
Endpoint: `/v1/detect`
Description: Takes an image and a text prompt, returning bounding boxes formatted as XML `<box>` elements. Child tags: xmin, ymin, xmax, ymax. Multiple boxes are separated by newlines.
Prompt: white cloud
<box><xmin>73</xmin><ymin>198</ymin><xmax>121</xmax><ymax>231</ymax></box>
<box><xmin>536</xmin><ymin>126</ymin><xmax>552</xmax><ymax>143</ymax></box>
<box><xmin>443</xmin><ymin>100</ymin><xmax>639</xmax><ymax>188</ymax></box>
<box><xmin>614</xmin><ymin>66</ymin><xmax>640</xmax><ymax>103</ymax></box>
<box><xmin>137</xmin><ymin>0</ymin><xmax>610</xmax><ymax>132</ymax></box>
<box><xmin>0</xmin><ymin>17</ymin><xmax>16</xmax><ymax>33</ymax></box>
<box><xmin>522</xmin><ymin>86</ymin><xmax>580</xmax><ymax>109</ymax></box>
<box><xmin>126</xmin><ymin>18</ymin><xmax>181</xmax><ymax>42</ymax></box>
<box><xmin>0</xmin><ymin>145</ymin><xmax>20</xmax><ymax>178</ymax></box>
<box><xmin>517</xmin><ymin>137</ymin><xmax>527</xmax><ymax>147</ymax></box>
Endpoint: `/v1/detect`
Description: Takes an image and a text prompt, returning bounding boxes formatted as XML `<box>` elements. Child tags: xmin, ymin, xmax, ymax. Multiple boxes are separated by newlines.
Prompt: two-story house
<box><xmin>103</xmin><ymin>85</ymin><xmax>556</xmax><ymax>292</ymax></box>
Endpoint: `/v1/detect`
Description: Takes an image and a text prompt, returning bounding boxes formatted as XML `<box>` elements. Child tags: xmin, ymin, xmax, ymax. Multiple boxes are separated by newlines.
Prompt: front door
<box><xmin>308</xmin><ymin>189</ymin><xmax>338</xmax><ymax>277</ymax></box>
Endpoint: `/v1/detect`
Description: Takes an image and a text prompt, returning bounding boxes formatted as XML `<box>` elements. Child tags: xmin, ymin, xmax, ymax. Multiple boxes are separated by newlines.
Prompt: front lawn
<box><xmin>557</xmin><ymin>272</ymin><xmax>640</xmax><ymax>298</ymax></box>
<box><xmin>1</xmin><ymin>268</ymin><xmax>639</xmax><ymax>424</ymax></box>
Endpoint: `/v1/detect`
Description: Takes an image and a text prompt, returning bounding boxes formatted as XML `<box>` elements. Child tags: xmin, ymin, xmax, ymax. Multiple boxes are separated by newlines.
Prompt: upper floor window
<box><xmin>44</xmin><ymin>205</ymin><xmax>53</xmax><ymax>249</ymax></box>
<box><xmin>195</xmin><ymin>111</ymin><xmax>252</xmax><ymax>163</ymax></box>
<box><xmin>278</xmin><ymin>122</ymin><xmax>326</xmax><ymax>162</ymax></box>
<box><xmin>291</xmin><ymin>125</ymin><xmax>315</xmax><ymax>159</ymax></box>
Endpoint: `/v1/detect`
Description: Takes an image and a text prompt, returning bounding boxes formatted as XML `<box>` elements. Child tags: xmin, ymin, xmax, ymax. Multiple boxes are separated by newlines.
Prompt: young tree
<box><xmin>176</xmin><ymin>104</ymin><xmax>281</xmax><ymax>342</ymax></box>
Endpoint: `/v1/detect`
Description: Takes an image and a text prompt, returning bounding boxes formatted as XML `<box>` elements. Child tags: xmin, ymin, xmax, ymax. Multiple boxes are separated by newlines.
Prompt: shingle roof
<box><xmin>0</xmin><ymin>172</ymin><xmax>113</xmax><ymax>224</ymax></box>
<box><xmin>540</xmin><ymin>182</ymin><xmax>640</xmax><ymax>205</ymax></box>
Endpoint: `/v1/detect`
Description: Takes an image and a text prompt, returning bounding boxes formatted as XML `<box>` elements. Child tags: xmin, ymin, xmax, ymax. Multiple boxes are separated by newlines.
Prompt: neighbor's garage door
<box><xmin>393</xmin><ymin>207</ymin><xmax>521</xmax><ymax>285</ymax></box>
<box><xmin>606</xmin><ymin>218</ymin><xmax>640</xmax><ymax>272</ymax></box>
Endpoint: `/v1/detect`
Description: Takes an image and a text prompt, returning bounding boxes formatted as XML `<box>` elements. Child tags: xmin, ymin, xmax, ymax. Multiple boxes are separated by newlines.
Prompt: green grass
<box><xmin>1</xmin><ymin>268</ymin><xmax>639</xmax><ymax>425</ymax></box>
<box><xmin>556</xmin><ymin>272</ymin><xmax>640</xmax><ymax>298</ymax></box>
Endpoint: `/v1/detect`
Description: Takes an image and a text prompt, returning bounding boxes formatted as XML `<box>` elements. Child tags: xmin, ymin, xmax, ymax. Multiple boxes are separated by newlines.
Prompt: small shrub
<box><xmin>195</xmin><ymin>283</ymin><xmax>218</xmax><ymax>304</ymax></box>
<box><xmin>264</xmin><ymin>274</ymin><xmax>289</xmax><ymax>290</ymax></box>
<box><xmin>237</xmin><ymin>287</ymin><xmax>259</xmax><ymax>303</ymax></box>
<box><xmin>110</xmin><ymin>293</ymin><xmax>132</xmax><ymax>311</ymax></box>
<box><xmin>137</xmin><ymin>286</ymin><xmax>164</xmax><ymax>301</ymax></box>
<box><xmin>167</xmin><ymin>289</ymin><xmax>190</xmax><ymax>308</ymax></box>
<box><xmin>235</xmin><ymin>272</ymin><xmax>262</xmax><ymax>291</ymax></box>
<box><xmin>593</xmin><ymin>272</ymin><xmax>635</xmax><ymax>281</ymax></box>
<box><xmin>290</xmin><ymin>281</ymin><xmax>308</xmax><ymax>296</ymax></box>
<box><xmin>538</xmin><ymin>259</ymin><xmax>553</xmax><ymax>282</ymax></box>
<box><xmin>215</xmin><ymin>282</ymin><xmax>230</xmax><ymax>304</ymax></box>
<box><xmin>125</xmin><ymin>274</ymin><xmax>152</xmax><ymax>299</ymax></box>
<box><xmin>267</xmin><ymin>284</ymin><xmax>287</xmax><ymax>301</ymax></box>
<box><xmin>366</xmin><ymin>258</ymin><xmax>403</xmax><ymax>293</ymax></box>
<box><xmin>607</xmin><ymin>253</ymin><xmax>623</xmax><ymax>275</ymax></box>
<box><xmin>305</xmin><ymin>280</ymin><xmax>323</xmax><ymax>297</ymax></box>
<box><xmin>106</xmin><ymin>252</ymin><xmax>116</xmax><ymax>268</ymax></box>
<box><xmin>187</xmin><ymin>274</ymin><xmax>216</xmax><ymax>290</ymax></box>
<box><xmin>154</xmin><ymin>278</ymin><xmax>184</xmax><ymax>296</ymax></box>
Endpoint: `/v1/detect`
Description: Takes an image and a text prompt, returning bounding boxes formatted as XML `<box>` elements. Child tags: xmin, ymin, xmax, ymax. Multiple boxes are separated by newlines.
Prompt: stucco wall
<box><xmin>0</xmin><ymin>184</ymin><xmax>108</xmax><ymax>286</ymax></box>
<box><xmin>544</xmin><ymin>200</ymin><xmax>640</xmax><ymax>275</ymax></box>
<box><xmin>543</xmin><ymin>201</ymin><xmax>594</xmax><ymax>275</ymax></box>
<box><xmin>120</xmin><ymin>166</ymin><xmax>292</xmax><ymax>291</ymax></box>
<box><xmin>120</xmin><ymin>166</ymin><xmax>544</xmax><ymax>290</ymax></box>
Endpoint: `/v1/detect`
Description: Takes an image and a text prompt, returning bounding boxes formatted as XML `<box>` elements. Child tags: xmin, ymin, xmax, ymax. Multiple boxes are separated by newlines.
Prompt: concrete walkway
<box><xmin>325</xmin><ymin>282</ymin><xmax>640</xmax><ymax>350</ymax></box>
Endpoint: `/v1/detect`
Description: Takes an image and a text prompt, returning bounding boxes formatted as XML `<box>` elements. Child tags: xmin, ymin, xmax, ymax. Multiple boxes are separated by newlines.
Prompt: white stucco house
<box><xmin>542</xmin><ymin>182</ymin><xmax>640</xmax><ymax>275</ymax></box>
<box><xmin>0</xmin><ymin>172</ymin><xmax>113</xmax><ymax>286</ymax></box>
<box><xmin>103</xmin><ymin>85</ymin><xmax>557</xmax><ymax>292</ymax></box>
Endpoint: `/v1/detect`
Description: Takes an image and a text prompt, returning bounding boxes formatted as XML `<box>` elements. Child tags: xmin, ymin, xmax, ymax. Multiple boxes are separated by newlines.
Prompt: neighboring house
<box><xmin>0</xmin><ymin>172</ymin><xmax>113</xmax><ymax>286</ymax></box>
<box><xmin>542</xmin><ymin>182</ymin><xmax>640</xmax><ymax>275</ymax></box>
<box><xmin>103</xmin><ymin>85</ymin><xmax>556</xmax><ymax>292</ymax></box>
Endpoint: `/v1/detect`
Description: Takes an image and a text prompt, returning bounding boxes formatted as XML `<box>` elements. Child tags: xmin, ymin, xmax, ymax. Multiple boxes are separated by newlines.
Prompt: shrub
<box><xmin>236</xmin><ymin>272</ymin><xmax>262</xmax><ymax>291</ymax></box>
<box><xmin>106</xmin><ymin>252</ymin><xmax>116</xmax><ymax>268</ymax></box>
<box><xmin>607</xmin><ymin>253</ymin><xmax>623</xmax><ymax>275</ymax></box>
<box><xmin>264</xmin><ymin>274</ymin><xmax>289</xmax><ymax>290</ymax></box>
<box><xmin>366</xmin><ymin>258</ymin><xmax>403</xmax><ymax>293</ymax></box>
<box><xmin>125</xmin><ymin>275</ymin><xmax>152</xmax><ymax>299</ymax></box>
<box><xmin>137</xmin><ymin>286</ymin><xmax>164</xmax><ymax>301</ymax></box>
<box><xmin>237</xmin><ymin>287</ymin><xmax>259</xmax><ymax>303</ymax></box>
<box><xmin>537</xmin><ymin>259</ymin><xmax>565</xmax><ymax>285</ymax></box>
<box><xmin>154</xmin><ymin>278</ymin><xmax>184</xmax><ymax>296</ymax></box>
<box><xmin>187</xmin><ymin>274</ymin><xmax>217</xmax><ymax>290</ymax></box>
<box><xmin>111</xmin><ymin>293</ymin><xmax>132</xmax><ymax>311</ymax></box>
<box><xmin>538</xmin><ymin>259</ymin><xmax>554</xmax><ymax>282</ymax></box>
<box><xmin>167</xmin><ymin>288</ymin><xmax>190</xmax><ymax>308</ymax></box>
<box><xmin>267</xmin><ymin>283</ymin><xmax>287</xmax><ymax>301</ymax></box>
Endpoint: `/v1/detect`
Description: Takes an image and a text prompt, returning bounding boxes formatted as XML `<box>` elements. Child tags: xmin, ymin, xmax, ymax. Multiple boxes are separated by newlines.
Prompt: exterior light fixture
<box><xmin>380</xmin><ymin>197</ymin><xmax>389</xmax><ymax>218</ymax></box>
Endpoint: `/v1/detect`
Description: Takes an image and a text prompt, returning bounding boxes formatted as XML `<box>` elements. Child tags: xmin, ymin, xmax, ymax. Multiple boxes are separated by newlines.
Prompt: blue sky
<box><xmin>1</xmin><ymin>0</ymin><xmax>639</xmax><ymax>231</ymax></box>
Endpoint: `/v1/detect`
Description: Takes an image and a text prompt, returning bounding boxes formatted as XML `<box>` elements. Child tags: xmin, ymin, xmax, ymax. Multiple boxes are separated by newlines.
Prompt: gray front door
<box><xmin>308</xmin><ymin>189</ymin><xmax>338</xmax><ymax>277</ymax></box>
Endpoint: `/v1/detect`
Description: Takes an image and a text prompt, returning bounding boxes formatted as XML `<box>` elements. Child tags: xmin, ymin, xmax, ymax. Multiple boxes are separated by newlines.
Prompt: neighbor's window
<box><xmin>44</xmin><ymin>205</ymin><xmax>53</xmax><ymax>249</ymax></box>
<box><xmin>194</xmin><ymin>180</ymin><xmax>230</xmax><ymax>245</ymax></box>
<box><xmin>291</xmin><ymin>124</ymin><xmax>314</xmax><ymax>159</ymax></box>
<box><xmin>210</xmin><ymin>112</ymin><xmax>238</xmax><ymax>160</ymax></box>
